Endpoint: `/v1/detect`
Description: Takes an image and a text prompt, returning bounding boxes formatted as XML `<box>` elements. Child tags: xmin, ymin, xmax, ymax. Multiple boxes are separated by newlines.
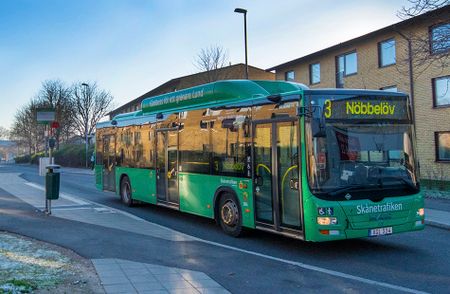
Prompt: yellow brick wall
<box><xmin>274</xmin><ymin>21</ymin><xmax>450</xmax><ymax>180</ymax></box>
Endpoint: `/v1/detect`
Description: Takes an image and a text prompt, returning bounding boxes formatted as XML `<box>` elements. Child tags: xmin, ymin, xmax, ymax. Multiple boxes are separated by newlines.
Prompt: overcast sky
<box><xmin>0</xmin><ymin>0</ymin><xmax>412</xmax><ymax>129</ymax></box>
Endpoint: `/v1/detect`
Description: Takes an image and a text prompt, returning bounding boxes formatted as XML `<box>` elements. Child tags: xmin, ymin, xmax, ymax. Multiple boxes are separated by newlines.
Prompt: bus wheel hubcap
<box><xmin>221</xmin><ymin>200</ymin><xmax>238</xmax><ymax>226</ymax></box>
<box><xmin>122</xmin><ymin>183</ymin><xmax>130</xmax><ymax>201</ymax></box>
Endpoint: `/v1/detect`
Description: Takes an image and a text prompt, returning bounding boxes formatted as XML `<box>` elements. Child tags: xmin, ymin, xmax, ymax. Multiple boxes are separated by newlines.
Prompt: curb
<box><xmin>425</xmin><ymin>220</ymin><xmax>450</xmax><ymax>230</ymax></box>
<box><xmin>60</xmin><ymin>169</ymin><xmax>94</xmax><ymax>176</ymax></box>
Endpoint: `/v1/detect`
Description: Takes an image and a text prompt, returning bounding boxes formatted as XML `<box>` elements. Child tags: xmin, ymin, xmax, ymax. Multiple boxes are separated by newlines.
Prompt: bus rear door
<box><xmin>102</xmin><ymin>135</ymin><xmax>116</xmax><ymax>192</ymax></box>
<box><xmin>155</xmin><ymin>128</ymin><xmax>179</xmax><ymax>206</ymax></box>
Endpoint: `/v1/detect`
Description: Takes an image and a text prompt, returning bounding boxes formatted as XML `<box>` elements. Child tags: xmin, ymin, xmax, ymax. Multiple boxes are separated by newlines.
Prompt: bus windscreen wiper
<box><xmin>377</xmin><ymin>176</ymin><xmax>418</xmax><ymax>191</ymax></box>
<box><xmin>328</xmin><ymin>184</ymin><xmax>379</xmax><ymax>196</ymax></box>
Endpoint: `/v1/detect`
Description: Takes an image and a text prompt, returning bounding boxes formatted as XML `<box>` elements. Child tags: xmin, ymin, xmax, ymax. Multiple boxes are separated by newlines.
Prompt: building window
<box><xmin>309</xmin><ymin>63</ymin><xmax>320</xmax><ymax>84</ymax></box>
<box><xmin>285</xmin><ymin>71</ymin><xmax>295</xmax><ymax>81</ymax></box>
<box><xmin>432</xmin><ymin>76</ymin><xmax>450</xmax><ymax>107</ymax></box>
<box><xmin>336</xmin><ymin>51</ymin><xmax>357</xmax><ymax>88</ymax></box>
<box><xmin>337</xmin><ymin>52</ymin><xmax>357</xmax><ymax>76</ymax></box>
<box><xmin>435</xmin><ymin>132</ymin><xmax>450</xmax><ymax>162</ymax></box>
<box><xmin>378</xmin><ymin>38</ymin><xmax>396</xmax><ymax>67</ymax></box>
<box><xmin>430</xmin><ymin>23</ymin><xmax>450</xmax><ymax>54</ymax></box>
<box><xmin>380</xmin><ymin>85</ymin><xmax>398</xmax><ymax>92</ymax></box>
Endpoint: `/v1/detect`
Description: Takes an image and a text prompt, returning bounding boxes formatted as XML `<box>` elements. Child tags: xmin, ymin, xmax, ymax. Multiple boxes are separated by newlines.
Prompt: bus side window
<box><xmin>119</xmin><ymin>149</ymin><xmax>124</xmax><ymax>166</ymax></box>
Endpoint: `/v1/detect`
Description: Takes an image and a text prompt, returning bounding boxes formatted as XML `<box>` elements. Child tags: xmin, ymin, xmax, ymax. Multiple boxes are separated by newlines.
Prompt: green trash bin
<box><xmin>45</xmin><ymin>165</ymin><xmax>60</xmax><ymax>200</ymax></box>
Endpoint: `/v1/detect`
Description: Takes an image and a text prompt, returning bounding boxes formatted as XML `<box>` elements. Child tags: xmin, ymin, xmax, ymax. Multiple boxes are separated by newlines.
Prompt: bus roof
<box><xmin>140</xmin><ymin>80</ymin><xmax>307</xmax><ymax>115</ymax></box>
<box><xmin>304</xmin><ymin>88</ymin><xmax>408</xmax><ymax>97</ymax></box>
<box><xmin>98</xmin><ymin>81</ymin><xmax>408</xmax><ymax>129</ymax></box>
<box><xmin>97</xmin><ymin>80</ymin><xmax>307</xmax><ymax>128</ymax></box>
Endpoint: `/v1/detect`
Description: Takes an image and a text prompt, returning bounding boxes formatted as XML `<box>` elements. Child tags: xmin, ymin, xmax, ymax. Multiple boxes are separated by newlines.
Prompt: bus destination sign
<box><xmin>323</xmin><ymin>97</ymin><xmax>409</xmax><ymax>121</ymax></box>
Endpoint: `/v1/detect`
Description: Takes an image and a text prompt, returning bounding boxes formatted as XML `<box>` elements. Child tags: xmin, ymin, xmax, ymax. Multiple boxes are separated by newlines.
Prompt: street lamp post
<box><xmin>81</xmin><ymin>83</ymin><xmax>89</xmax><ymax>168</ymax></box>
<box><xmin>234</xmin><ymin>8</ymin><xmax>248</xmax><ymax>80</ymax></box>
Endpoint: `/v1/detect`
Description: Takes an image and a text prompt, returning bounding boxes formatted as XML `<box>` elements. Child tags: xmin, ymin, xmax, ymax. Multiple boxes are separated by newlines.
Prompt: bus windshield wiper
<box><xmin>377</xmin><ymin>176</ymin><xmax>418</xmax><ymax>191</ymax></box>
<box><xmin>328</xmin><ymin>184</ymin><xmax>378</xmax><ymax>196</ymax></box>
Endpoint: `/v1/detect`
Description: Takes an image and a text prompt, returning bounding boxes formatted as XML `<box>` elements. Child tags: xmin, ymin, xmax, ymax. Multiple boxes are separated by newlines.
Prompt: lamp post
<box><xmin>81</xmin><ymin>83</ymin><xmax>89</xmax><ymax>168</ymax></box>
<box><xmin>234</xmin><ymin>8</ymin><xmax>248</xmax><ymax>79</ymax></box>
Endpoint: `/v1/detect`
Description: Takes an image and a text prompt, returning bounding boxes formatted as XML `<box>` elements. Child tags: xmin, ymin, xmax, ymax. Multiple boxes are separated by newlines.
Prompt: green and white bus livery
<box><xmin>95</xmin><ymin>80</ymin><xmax>424</xmax><ymax>242</ymax></box>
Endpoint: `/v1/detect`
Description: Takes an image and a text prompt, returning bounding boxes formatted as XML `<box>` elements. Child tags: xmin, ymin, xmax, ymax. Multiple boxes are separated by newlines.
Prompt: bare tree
<box><xmin>398</xmin><ymin>0</ymin><xmax>449</xmax><ymax>17</ymax></box>
<box><xmin>0</xmin><ymin>126</ymin><xmax>9</xmax><ymax>140</ymax></box>
<box><xmin>10</xmin><ymin>99</ymin><xmax>46</xmax><ymax>155</ymax></box>
<box><xmin>395</xmin><ymin>1</ymin><xmax>449</xmax><ymax>78</ymax></box>
<box><xmin>71</xmin><ymin>82</ymin><xmax>114</xmax><ymax>142</ymax></box>
<box><xmin>36</xmin><ymin>80</ymin><xmax>74</xmax><ymax>148</ymax></box>
<box><xmin>194</xmin><ymin>45</ymin><xmax>230</xmax><ymax>83</ymax></box>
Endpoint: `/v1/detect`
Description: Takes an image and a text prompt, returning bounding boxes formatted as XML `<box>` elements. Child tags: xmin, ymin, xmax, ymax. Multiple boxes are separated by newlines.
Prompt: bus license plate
<box><xmin>369</xmin><ymin>227</ymin><xmax>392</xmax><ymax>237</ymax></box>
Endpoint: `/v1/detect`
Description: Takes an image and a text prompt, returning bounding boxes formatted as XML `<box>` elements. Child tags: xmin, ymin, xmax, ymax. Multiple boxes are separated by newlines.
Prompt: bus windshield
<box><xmin>305</xmin><ymin>93</ymin><xmax>419</xmax><ymax>200</ymax></box>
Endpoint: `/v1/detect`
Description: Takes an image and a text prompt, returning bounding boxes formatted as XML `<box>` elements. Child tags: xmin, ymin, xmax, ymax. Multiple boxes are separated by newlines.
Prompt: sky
<box><xmin>0</xmin><ymin>0</ymin><xmax>412</xmax><ymax>130</ymax></box>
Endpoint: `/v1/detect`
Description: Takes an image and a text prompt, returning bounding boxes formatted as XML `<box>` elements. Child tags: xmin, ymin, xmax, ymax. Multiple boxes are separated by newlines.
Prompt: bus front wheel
<box><xmin>218</xmin><ymin>193</ymin><xmax>242</xmax><ymax>237</ymax></box>
<box><xmin>120</xmin><ymin>176</ymin><xmax>134</xmax><ymax>207</ymax></box>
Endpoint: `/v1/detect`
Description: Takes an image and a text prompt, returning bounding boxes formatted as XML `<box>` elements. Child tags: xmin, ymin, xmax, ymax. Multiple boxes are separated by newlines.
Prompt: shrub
<box><xmin>14</xmin><ymin>144</ymin><xmax>95</xmax><ymax>168</ymax></box>
<box><xmin>14</xmin><ymin>154</ymin><xmax>31</xmax><ymax>164</ymax></box>
<box><xmin>53</xmin><ymin>144</ymin><xmax>95</xmax><ymax>168</ymax></box>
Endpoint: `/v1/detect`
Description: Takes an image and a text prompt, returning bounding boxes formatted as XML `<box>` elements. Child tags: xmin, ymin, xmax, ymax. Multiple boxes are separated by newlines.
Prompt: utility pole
<box><xmin>82</xmin><ymin>83</ymin><xmax>89</xmax><ymax>168</ymax></box>
<box><xmin>234</xmin><ymin>8</ymin><xmax>249</xmax><ymax>79</ymax></box>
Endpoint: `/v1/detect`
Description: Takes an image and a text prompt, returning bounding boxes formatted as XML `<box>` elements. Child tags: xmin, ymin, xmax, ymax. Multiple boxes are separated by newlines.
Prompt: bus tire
<box><xmin>120</xmin><ymin>176</ymin><xmax>134</xmax><ymax>207</ymax></box>
<box><xmin>218</xmin><ymin>193</ymin><xmax>242</xmax><ymax>237</ymax></box>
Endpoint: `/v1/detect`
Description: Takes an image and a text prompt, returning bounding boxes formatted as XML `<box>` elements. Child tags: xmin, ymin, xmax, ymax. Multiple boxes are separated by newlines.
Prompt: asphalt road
<box><xmin>3</xmin><ymin>164</ymin><xmax>450</xmax><ymax>294</ymax></box>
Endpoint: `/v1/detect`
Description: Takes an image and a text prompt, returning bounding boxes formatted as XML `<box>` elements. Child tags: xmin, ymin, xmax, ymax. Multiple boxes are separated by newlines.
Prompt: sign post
<box><xmin>36</xmin><ymin>108</ymin><xmax>58</xmax><ymax>214</ymax></box>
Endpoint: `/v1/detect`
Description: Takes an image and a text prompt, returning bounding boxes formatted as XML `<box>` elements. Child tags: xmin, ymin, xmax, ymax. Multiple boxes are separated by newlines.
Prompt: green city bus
<box><xmin>95</xmin><ymin>80</ymin><xmax>425</xmax><ymax>242</ymax></box>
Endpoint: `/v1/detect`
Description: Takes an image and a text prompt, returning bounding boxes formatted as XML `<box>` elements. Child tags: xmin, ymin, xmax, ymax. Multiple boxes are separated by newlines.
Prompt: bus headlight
<box><xmin>317</xmin><ymin>217</ymin><xmax>338</xmax><ymax>225</ymax></box>
<box><xmin>417</xmin><ymin>208</ymin><xmax>424</xmax><ymax>217</ymax></box>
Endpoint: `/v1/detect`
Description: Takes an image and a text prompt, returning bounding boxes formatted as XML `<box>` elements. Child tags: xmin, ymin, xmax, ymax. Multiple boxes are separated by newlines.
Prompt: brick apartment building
<box><xmin>110</xmin><ymin>63</ymin><xmax>274</xmax><ymax>118</ymax></box>
<box><xmin>267</xmin><ymin>6</ymin><xmax>450</xmax><ymax>183</ymax></box>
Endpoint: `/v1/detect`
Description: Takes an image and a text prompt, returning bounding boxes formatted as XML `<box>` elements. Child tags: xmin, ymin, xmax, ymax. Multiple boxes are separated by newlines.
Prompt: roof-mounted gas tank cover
<box><xmin>140</xmin><ymin>80</ymin><xmax>307</xmax><ymax>115</ymax></box>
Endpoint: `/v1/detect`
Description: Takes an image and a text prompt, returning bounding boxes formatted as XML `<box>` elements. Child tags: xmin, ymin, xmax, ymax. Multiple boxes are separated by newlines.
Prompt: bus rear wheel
<box><xmin>120</xmin><ymin>176</ymin><xmax>134</xmax><ymax>207</ymax></box>
<box><xmin>218</xmin><ymin>193</ymin><xmax>242</xmax><ymax>237</ymax></box>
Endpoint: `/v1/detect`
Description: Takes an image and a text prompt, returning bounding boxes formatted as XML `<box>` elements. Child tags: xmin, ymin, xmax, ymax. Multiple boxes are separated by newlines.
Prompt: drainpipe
<box><xmin>397</xmin><ymin>30</ymin><xmax>416</xmax><ymax>127</ymax></box>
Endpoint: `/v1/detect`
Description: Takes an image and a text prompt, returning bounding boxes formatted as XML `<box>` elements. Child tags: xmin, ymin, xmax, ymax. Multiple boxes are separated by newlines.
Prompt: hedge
<box><xmin>14</xmin><ymin>144</ymin><xmax>94</xmax><ymax>168</ymax></box>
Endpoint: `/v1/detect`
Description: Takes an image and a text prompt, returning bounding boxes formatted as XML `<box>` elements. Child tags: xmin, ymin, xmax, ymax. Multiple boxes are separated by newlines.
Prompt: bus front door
<box><xmin>253</xmin><ymin>119</ymin><xmax>303</xmax><ymax>234</ymax></box>
<box><xmin>156</xmin><ymin>129</ymin><xmax>179</xmax><ymax>206</ymax></box>
<box><xmin>102</xmin><ymin>135</ymin><xmax>116</xmax><ymax>192</ymax></box>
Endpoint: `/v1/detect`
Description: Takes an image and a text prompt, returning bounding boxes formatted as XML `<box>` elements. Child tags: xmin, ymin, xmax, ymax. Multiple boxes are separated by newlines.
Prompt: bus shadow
<box><xmin>128</xmin><ymin>200</ymin><xmax>424</xmax><ymax>259</ymax></box>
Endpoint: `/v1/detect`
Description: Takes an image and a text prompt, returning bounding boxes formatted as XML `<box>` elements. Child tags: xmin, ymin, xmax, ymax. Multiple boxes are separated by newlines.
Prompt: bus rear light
<box><xmin>317</xmin><ymin>217</ymin><xmax>337</xmax><ymax>225</ymax></box>
<box><xmin>319</xmin><ymin>230</ymin><xmax>329</xmax><ymax>235</ymax></box>
<box><xmin>245</xmin><ymin>208</ymin><xmax>251</xmax><ymax>213</ymax></box>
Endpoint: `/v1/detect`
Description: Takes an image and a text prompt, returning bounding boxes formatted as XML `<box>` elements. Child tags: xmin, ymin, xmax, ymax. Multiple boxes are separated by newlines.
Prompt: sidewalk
<box><xmin>424</xmin><ymin>192</ymin><xmax>450</xmax><ymax>230</ymax></box>
<box><xmin>0</xmin><ymin>173</ymin><xmax>229</xmax><ymax>294</ymax></box>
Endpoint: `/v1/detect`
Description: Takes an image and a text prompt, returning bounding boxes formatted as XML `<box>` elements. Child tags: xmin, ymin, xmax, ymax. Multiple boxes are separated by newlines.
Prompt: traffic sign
<box><xmin>51</xmin><ymin>121</ymin><xmax>60</xmax><ymax>129</ymax></box>
<box><xmin>37</xmin><ymin>108</ymin><xmax>55</xmax><ymax>124</ymax></box>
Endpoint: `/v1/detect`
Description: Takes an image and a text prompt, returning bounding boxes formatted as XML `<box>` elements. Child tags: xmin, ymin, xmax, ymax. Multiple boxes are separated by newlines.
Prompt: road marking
<box><xmin>194</xmin><ymin>239</ymin><xmax>428</xmax><ymax>294</ymax></box>
<box><xmin>23</xmin><ymin>181</ymin><xmax>428</xmax><ymax>294</ymax></box>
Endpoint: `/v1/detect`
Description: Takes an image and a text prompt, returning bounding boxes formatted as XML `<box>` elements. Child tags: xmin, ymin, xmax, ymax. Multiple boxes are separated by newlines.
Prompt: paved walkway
<box><xmin>0</xmin><ymin>173</ymin><xmax>229</xmax><ymax>294</ymax></box>
<box><xmin>0</xmin><ymin>173</ymin><xmax>196</xmax><ymax>242</ymax></box>
<box><xmin>93</xmin><ymin>259</ymin><xmax>229</xmax><ymax>294</ymax></box>
<box><xmin>425</xmin><ymin>208</ymin><xmax>450</xmax><ymax>230</ymax></box>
